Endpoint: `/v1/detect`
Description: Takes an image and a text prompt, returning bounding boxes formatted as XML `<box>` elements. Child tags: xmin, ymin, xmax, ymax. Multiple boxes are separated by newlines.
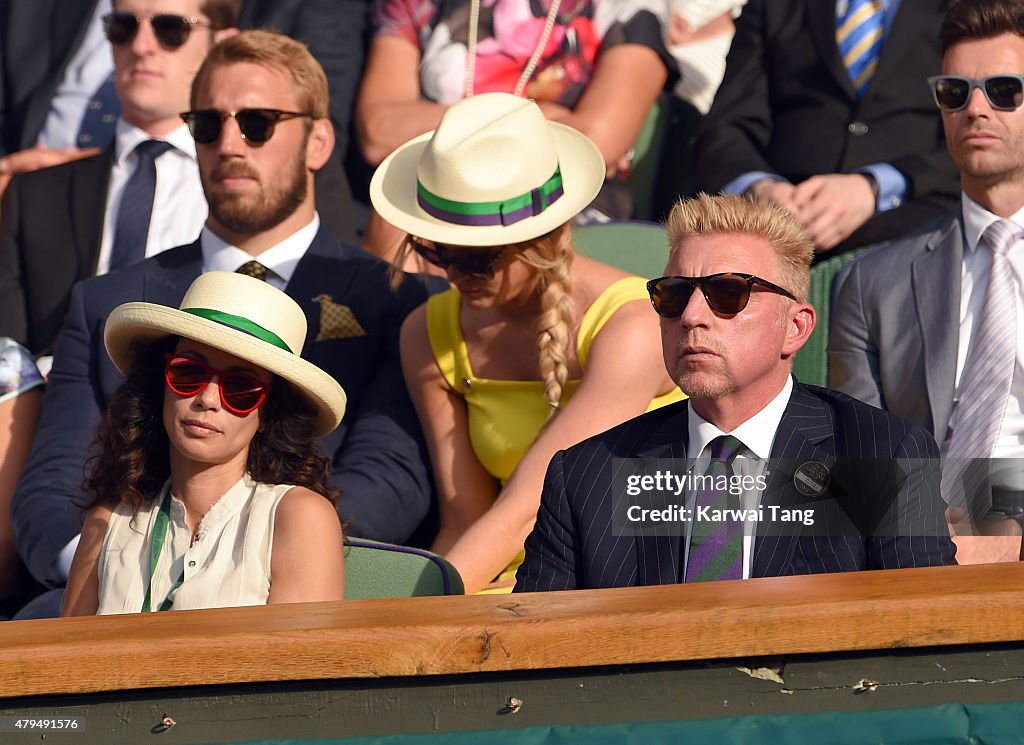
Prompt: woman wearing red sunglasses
<box><xmin>61</xmin><ymin>272</ymin><xmax>348</xmax><ymax>615</ymax></box>
<box><xmin>371</xmin><ymin>93</ymin><xmax>684</xmax><ymax>593</ymax></box>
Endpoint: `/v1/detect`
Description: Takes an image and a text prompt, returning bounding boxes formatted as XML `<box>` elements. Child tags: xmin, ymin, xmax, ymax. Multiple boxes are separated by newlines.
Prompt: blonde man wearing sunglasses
<box><xmin>516</xmin><ymin>193</ymin><xmax>955</xmax><ymax>592</ymax></box>
<box><xmin>831</xmin><ymin>0</ymin><xmax>1024</xmax><ymax>564</ymax></box>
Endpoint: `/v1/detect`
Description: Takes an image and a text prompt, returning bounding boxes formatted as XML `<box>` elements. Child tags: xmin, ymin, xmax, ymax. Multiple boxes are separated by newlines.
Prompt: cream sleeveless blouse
<box><xmin>96</xmin><ymin>476</ymin><xmax>294</xmax><ymax>614</ymax></box>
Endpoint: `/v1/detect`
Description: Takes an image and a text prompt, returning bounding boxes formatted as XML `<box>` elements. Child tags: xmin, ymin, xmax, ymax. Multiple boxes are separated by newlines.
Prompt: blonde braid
<box><xmin>518</xmin><ymin>224</ymin><xmax>576</xmax><ymax>415</ymax></box>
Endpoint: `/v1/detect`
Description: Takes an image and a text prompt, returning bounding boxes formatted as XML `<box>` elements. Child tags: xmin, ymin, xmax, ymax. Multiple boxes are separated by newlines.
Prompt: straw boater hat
<box><xmin>104</xmin><ymin>272</ymin><xmax>347</xmax><ymax>437</ymax></box>
<box><xmin>369</xmin><ymin>92</ymin><xmax>605</xmax><ymax>247</ymax></box>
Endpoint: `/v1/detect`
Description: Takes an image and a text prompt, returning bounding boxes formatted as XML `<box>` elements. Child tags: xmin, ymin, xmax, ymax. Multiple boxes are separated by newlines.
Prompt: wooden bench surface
<box><xmin>2</xmin><ymin>563</ymin><xmax>1022</xmax><ymax>699</ymax></box>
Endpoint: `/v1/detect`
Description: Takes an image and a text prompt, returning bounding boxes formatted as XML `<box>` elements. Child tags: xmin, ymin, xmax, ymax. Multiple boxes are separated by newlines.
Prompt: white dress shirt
<box><xmin>200</xmin><ymin>213</ymin><xmax>320</xmax><ymax>288</ymax></box>
<box><xmin>682</xmin><ymin>374</ymin><xmax>793</xmax><ymax>579</ymax></box>
<box><xmin>96</xmin><ymin>120</ymin><xmax>208</xmax><ymax>275</ymax></box>
<box><xmin>953</xmin><ymin>195</ymin><xmax>1024</xmax><ymax>459</ymax></box>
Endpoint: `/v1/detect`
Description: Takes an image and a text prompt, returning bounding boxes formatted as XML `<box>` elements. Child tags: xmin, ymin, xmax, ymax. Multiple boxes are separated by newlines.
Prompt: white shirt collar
<box><xmin>113</xmin><ymin>119</ymin><xmax>196</xmax><ymax>165</ymax></box>
<box><xmin>960</xmin><ymin>193</ymin><xmax>1024</xmax><ymax>255</ymax></box>
<box><xmin>686</xmin><ymin>374</ymin><xmax>794</xmax><ymax>460</ymax></box>
<box><xmin>200</xmin><ymin>213</ymin><xmax>320</xmax><ymax>288</ymax></box>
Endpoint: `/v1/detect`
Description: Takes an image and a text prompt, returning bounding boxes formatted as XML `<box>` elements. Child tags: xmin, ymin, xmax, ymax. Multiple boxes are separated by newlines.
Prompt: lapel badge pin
<box><xmin>793</xmin><ymin>461</ymin><xmax>829</xmax><ymax>497</ymax></box>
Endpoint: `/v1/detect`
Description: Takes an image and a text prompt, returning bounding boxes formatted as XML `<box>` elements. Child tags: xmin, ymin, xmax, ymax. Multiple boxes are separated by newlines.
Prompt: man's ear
<box><xmin>213</xmin><ymin>27</ymin><xmax>239</xmax><ymax>44</ymax></box>
<box><xmin>305</xmin><ymin>118</ymin><xmax>335</xmax><ymax>172</ymax></box>
<box><xmin>781</xmin><ymin>302</ymin><xmax>816</xmax><ymax>358</ymax></box>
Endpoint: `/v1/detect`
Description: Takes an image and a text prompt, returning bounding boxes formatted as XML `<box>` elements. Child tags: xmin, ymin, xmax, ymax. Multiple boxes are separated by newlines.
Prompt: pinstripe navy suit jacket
<box><xmin>515</xmin><ymin>381</ymin><xmax>956</xmax><ymax>592</ymax></box>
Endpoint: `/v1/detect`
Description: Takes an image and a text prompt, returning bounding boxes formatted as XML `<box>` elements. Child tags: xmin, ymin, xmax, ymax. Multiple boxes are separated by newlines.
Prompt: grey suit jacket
<box><xmin>828</xmin><ymin>211</ymin><xmax>963</xmax><ymax>445</ymax></box>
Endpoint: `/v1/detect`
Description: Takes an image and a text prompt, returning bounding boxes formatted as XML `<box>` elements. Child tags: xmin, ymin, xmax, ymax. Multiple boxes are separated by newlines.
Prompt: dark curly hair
<box><xmin>83</xmin><ymin>337</ymin><xmax>338</xmax><ymax>515</ymax></box>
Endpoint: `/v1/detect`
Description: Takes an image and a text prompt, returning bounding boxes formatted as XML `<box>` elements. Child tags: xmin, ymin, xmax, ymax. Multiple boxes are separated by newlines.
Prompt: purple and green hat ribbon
<box><xmin>416</xmin><ymin>166</ymin><xmax>564</xmax><ymax>227</ymax></box>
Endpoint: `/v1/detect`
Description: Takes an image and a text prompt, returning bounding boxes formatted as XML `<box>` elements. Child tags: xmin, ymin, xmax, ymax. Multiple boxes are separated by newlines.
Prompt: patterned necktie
<box><xmin>948</xmin><ymin>220</ymin><xmax>1022</xmax><ymax>459</ymax></box>
<box><xmin>76</xmin><ymin>75</ymin><xmax>120</xmax><ymax>149</ymax></box>
<box><xmin>236</xmin><ymin>260</ymin><xmax>269</xmax><ymax>281</ymax></box>
<box><xmin>942</xmin><ymin>220</ymin><xmax>1022</xmax><ymax>517</ymax></box>
<box><xmin>109</xmin><ymin>140</ymin><xmax>173</xmax><ymax>271</ymax></box>
<box><xmin>685</xmin><ymin>435</ymin><xmax>746</xmax><ymax>583</ymax></box>
<box><xmin>837</xmin><ymin>0</ymin><xmax>884</xmax><ymax>97</ymax></box>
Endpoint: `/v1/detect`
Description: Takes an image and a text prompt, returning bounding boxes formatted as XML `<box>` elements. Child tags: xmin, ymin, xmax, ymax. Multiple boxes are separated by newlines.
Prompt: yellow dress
<box><xmin>426</xmin><ymin>276</ymin><xmax>685</xmax><ymax>592</ymax></box>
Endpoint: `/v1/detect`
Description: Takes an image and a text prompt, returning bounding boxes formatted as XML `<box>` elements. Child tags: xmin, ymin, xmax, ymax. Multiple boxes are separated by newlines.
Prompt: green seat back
<box><xmin>343</xmin><ymin>538</ymin><xmax>464</xmax><ymax>599</ymax></box>
<box><xmin>628</xmin><ymin>97</ymin><xmax>665</xmax><ymax>221</ymax></box>
<box><xmin>571</xmin><ymin>221</ymin><xmax>669</xmax><ymax>279</ymax></box>
<box><xmin>792</xmin><ymin>245</ymin><xmax>878</xmax><ymax>387</ymax></box>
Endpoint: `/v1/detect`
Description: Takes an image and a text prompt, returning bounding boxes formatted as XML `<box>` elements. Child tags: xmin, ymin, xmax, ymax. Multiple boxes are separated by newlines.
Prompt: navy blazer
<box><xmin>12</xmin><ymin>226</ymin><xmax>433</xmax><ymax>586</ymax></box>
<box><xmin>515</xmin><ymin>382</ymin><xmax>956</xmax><ymax>592</ymax></box>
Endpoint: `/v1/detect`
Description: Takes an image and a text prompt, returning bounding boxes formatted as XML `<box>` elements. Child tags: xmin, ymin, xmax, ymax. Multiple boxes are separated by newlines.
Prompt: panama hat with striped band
<box><xmin>369</xmin><ymin>92</ymin><xmax>605</xmax><ymax>247</ymax></box>
<box><xmin>104</xmin><ymin>271</ymin><xmax>346</xmax><ymax>437</ymax></box>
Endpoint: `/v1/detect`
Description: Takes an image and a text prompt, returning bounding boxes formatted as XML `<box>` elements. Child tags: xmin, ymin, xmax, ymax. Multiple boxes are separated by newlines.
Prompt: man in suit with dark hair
<box><xmin>694</xmin><ymin>0</ymin><xmax>960</xmax><ymax>255</ymax></box>
<box><xmin>11</xmin><ymin>30</ymin><xmax>432</xmax><ymax>618</ymax></box>
<box><xmin>516</xmin><ymin>194</ymin><xmax>954</xmax><ymax>592</ymax></box>
<box><xmin>830</xmin><ymin>0</ymin><xmax>1024</xmax><ymax>563</ymax></box>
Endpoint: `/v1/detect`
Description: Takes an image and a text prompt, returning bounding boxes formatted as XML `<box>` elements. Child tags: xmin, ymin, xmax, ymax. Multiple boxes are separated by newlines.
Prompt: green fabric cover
<box><xmin>235</xmin><ymin>701</ymin><xmax>1024</xmax><ymax>745</ymax></box>
<box><xmin>342</xmin><ymin>539</ymin><xmax>464</xmax><ymax>599</ymax></box>
<box><xmin>792</xmin><ymin>245</ymin><xmax>877</xmax><ymax>387</ymax></box>
<box><xmin>571</xmin><ymin>221</ymin><xmax>669</xmax><ymax>280</ymax></box>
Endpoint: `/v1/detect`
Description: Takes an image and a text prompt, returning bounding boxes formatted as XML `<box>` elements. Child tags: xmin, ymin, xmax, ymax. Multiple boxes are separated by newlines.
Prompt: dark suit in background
<box><xmin>12</xmin><ymin>226</ymin><xmax>433</xmax><ymax>590</ymax></box>
<box><xmin>515</xmin><ymin>383</ymin><xmax>955</xmax><ymax>592</ymax></box>
<box><xmin>694</xmin><ymin>0</ymin><xmax>960</xmax><ymax>249</ymax></box>
<box><xmin>0</xmin><ymin>0</ymin><xmax>97</xmax><ymax>155</ymax></box>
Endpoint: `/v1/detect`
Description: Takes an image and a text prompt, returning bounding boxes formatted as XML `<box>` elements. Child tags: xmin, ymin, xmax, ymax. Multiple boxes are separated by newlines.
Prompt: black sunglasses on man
<box><xmin>102</xmin><ymin>11</ymin><xmax>219</xmax><ymax>49</ymax></box>
<box><xmin>647</xmin><ymin>273</ymin><xmax>797</xmax><ymax>318</ymax></box>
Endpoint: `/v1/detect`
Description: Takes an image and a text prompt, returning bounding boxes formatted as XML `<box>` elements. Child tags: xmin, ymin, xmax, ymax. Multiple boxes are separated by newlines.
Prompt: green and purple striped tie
<box><xmin>685</xmin><ymin>434</ymin><xmax>746</xmax><ymax>583</ymax></box>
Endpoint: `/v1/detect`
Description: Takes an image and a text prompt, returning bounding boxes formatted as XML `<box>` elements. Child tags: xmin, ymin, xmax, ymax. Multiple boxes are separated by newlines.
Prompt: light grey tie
<box><xmin>942</xmin><ymin>219</ymin><xmax>1022</xmax><ymax>518</ymax></box>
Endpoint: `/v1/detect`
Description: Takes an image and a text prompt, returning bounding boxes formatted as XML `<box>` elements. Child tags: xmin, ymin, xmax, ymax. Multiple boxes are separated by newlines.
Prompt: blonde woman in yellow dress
<box><xmin>371</xmin><ymin>93</ymin><xmax>683</xmax><ymax>593</ymax></box>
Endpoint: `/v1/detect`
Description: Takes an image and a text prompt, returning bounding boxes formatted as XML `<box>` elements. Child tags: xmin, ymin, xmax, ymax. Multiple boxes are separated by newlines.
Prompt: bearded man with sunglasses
<box><xmin>516</xmin><ymin>194</ymin><xmax>954</xmax><ymax>592</ymax></box>
<box><xmin>830</xmin><ymin>0</ymin><xmax>1024</xmax><ymax>564</ymax></box>
<box><xmin>8</xmin><ymin>31</ymin><xmax>433</xmax><ymax>619</ymax></box>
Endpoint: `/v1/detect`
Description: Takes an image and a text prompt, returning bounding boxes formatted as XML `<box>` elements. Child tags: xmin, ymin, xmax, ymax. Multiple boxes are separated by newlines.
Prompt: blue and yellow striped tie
<box><xmin>837</xmin><ymin>0</ymin><xmax>884</xmax><ymax>97</ymax></box>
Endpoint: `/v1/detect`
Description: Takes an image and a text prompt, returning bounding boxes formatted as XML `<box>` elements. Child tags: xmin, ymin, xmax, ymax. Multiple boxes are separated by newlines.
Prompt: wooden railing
<box><xmin>2</xmin><ymin>563</ymin><xmax>1023</xmax><ymax>699</ymax></box>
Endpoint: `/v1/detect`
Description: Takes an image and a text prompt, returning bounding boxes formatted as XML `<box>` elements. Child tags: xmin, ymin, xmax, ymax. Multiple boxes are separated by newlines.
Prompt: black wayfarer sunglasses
<box><xmin>646</xmin><ymin>273</ymin><xmax>797</xmax><ymax>317</ymax></box>
<box><xmin>180</xmin><ymin>109</ymin><xmax>313</xmax><ymax>145</ymax></box>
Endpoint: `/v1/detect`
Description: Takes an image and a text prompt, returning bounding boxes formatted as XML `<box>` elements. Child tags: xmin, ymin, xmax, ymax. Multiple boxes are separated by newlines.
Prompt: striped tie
<box><xmin>236</xmin><ymin>260</ymin><xmax>269</xmax><ymax>282</ymax></box>
<box><xmin>685</xmin><ymin>435</ymin><xmax>745</xmax><ymax>583</ymax></box>
<box><xmin>942</xmin><ymin>220</ymin><xmax>1022</xmax><ymax>517</ymax></box>
<box><xmin>837</xmin><ymin>0</ymin><xmax>884</xmax><ymax>97</ymax></box>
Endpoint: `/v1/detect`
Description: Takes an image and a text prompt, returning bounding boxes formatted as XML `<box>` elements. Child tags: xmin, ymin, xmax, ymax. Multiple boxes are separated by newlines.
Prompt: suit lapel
<box><xmin>70</xmin><ymin>147</ymin><xmax>114</xmax><ymax>278</ymax></box>
<box><xmin>633</xmin><ymin>403</ymin><xmax>690</xmax><ymax>585</ymax></box>
<box><xmin>806</xmin><ymin>0</ymin><xmax>858</xmax><ymax>101</ymax></box>
<box><xmin>753</xmin><ymin>383</ymin><xmax>835</xmax><ymax>576</ymax></box>
<box><xmin>912</xmin><ymin>217</ymin><xmax>962</xmax><ymax>446</ymax></box>
<box><xmin>284</xmin><ymin>227</ymin><xmax>356</xmax><ymax>352</ymax></box>
<box><xmin>142</xmin><ymin>241</ymin><xmax>203</xmax><ymax>305</ymax></box>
